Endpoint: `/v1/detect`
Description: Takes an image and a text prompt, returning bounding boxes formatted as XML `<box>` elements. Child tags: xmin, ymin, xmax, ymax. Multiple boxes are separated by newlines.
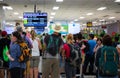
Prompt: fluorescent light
<box><xmin>115</xmin><ymin>0</ymin><xmax>120</xmax><ymax>2</ymax></box>
<box><xmin>19</xmin><ymin>16</ymin><xmax>23</xmax><ymax>19</ymax></box>
<box><xmin>51</xmin><ymin>12</ymin><xmax>56</xmax><ymax>15</ymax></box>
<box><xmin>0</xmin><ymin>0</ymin><xmax>3</xmax><ymax>1</ymax></box>
<box><xmin>6</xmin><ymin>23</ymin><xmax>10</xmax><ymax>25</ymax></box>
<box><xmin>56</xmin><ymin>0</ymin><xmax>63</xmax><ymax>2</ymax></box>
<box><xmin>99</xmin><ymin>19</ymin><xmax>105</xmax><ymax>21</ymax></box>
<box><xmin>53</xmin><ymin>6</ymin><xmax>59</xmax><ymax>10</ymax></box>
<box><xmin>93</xmin><ymin>21</ymin><xmax>97</xmax><ymax>23</ymax></box>
<box><xmin>14</xmin><ymin>12</ymin><xmax>19</xmax><ymax>15</ymax></box>
<box><xmin>74</xmin><ymin>19</ymin><xmax>78</xmax><ymax>21</ymax></box>
<box><xmin>109</xmin><ymin>17</ymin><xmax>116</xmax><ymax>19</ymax></box>
<box><xmin>3</xmin><ymin>6</ymin><xmax>13</xmax><ymax>10</ymax></box>
<box><xmin>79</xmin><ymin>17</ymin><xmax>85</xmax><ymax>19</ymax></box>
<box><xmin>86</xmin><ymin>13</ymin><xmax>93</xmax><ymax>16</ymax></box>
<box><xmin>97</xmin><ymin>7</ymin><xmax>107</xmax><ymax>11</ymax></box>
<box><xmin>82</xmin><ymin>24</ymin><xmax>86</xmax><ymax>26</ymax></box>
<box><xmin>50</xmin><ymin>16</ymin><xmax>54</xmax><ymax>19</ymax></box>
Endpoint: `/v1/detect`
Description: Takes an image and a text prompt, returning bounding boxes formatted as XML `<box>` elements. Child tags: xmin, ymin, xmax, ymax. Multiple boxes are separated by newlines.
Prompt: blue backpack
<box><xmin>47</xmin><ymin>36</ymin><xmax>60</xmax><ymax>56</ymax></box>
<box><xmin>99</xmin><ymin>46</ymin><xmax>119</xmax><ymax>76</ymax></box>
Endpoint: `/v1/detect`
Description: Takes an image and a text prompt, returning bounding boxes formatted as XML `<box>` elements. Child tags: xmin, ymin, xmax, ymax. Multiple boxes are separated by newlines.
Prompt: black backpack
<box><xmin>46</xmin><ymin>36</ymin><xmax>60</xmax><ymax>56</ymax></box>
<box><xmin>67</xmin><ymin>44</ymin><xmax>81</xmax><ymax>67</ymax></box>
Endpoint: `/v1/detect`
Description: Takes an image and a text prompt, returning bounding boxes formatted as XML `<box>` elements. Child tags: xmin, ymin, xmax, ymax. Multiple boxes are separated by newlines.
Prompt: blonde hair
<box><xmin>66</xmin><ymin>34</ymin><xmax>73</xmax><ymax>43</ymax></box>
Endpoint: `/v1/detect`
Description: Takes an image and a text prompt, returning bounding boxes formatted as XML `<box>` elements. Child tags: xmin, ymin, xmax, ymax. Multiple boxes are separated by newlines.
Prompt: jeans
<box><xmin>65</xmin><ymin>62</ymin><xmax>76</xmax><ymax>78</ymax></box>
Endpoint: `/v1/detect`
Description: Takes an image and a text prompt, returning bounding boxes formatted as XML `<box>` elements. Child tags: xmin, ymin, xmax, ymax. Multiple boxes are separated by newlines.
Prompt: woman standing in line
<box><xmin>29</xmin><ymin>30</ymin><xmax>42</xmax><ymax>78</ymax></box>
<box><xmin>7</xmin><ymin>31</ymin><xmax>26</xmax><ymax>78</ymax></box>
<box><xmin>62</xmin><ymin>34</ymin><xmax>76</xmax><ymax>78</ymax></box>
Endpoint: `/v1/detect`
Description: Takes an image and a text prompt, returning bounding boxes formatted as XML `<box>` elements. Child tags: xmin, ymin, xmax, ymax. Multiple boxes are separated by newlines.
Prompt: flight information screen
<box><xmin>23</xmin><ymin>12</ymin><xmax>47</xmax><ymax>27</ymax></box>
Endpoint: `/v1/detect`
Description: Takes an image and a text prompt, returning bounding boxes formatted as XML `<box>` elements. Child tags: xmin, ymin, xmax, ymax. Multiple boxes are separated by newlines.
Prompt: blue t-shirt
<box><xmin>9</xmin><ymin>42</ymin><xmax>26</xmax><ymax>69</ymax></box>
<box><xmin>88</xmin><ymin>40</ymin><xmax>96</xmax><ymax>55</ymax></box>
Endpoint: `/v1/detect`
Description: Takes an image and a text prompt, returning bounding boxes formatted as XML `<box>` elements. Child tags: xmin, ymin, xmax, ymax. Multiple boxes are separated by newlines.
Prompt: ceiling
<box><xmin>0</xmin><ymin>0</ymin><xmax>120</xmax><ymax>25</ymax></box>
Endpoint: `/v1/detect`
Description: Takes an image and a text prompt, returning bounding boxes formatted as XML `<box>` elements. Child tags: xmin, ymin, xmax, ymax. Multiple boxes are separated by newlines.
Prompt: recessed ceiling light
<box><xmin>3</xmin><ymin>6</ymin><xmax>13</xmax><ymax>10</ymax></box>
<box><xmin>6</xmin><ymin>23</ymin><xmax>10</xmax><ymax>25</ymax></box>
<box><xmin>82</xmin><ymin>24</ymin><xmax>86</xmax><ymax>26</ymax></box>
<box><xmin>99</xmin><ymin>19</ymin><xmax>105</xmax><ymax>21</ymax></box>
<box><xmin>109</xmin><ymin>17</ymin><xmax>116</xmax><ymax>19</ymax></box>
<box><xmin>14</xmin><ymin>12</ymin><xmax>19</xmax><ymax>15</ymax></box>
<box><xmin>79</xmin><ymin>17</ymin><xmax>85</xmax><ymax>19</ymax></box>
<box><xmin>53</xmin><ymin>6</ymin><xmax>59</xmax><ymax>10</ymax></box>
<box><xmin>86</xmin><ymin>13</ymin><xmax>93</xmax><ymax>16</ymax></box>
<box><xmin>51</xmin><ymin>12</ymin><xmax>56</xmax><ymax>15</ymax></box>
<box><xmin>74</xmin><ymin>19</ymin><xmax>78</xmax><ymax>21</ymax></box>
<box><xmin>56</xmin><ymin>0</ymin><xmax>63</xmax><ymax>2</ymax></box>
<box><xmin>19</xmin><ymin>16</ymin><xmax>23</xmax><ymax>19</ymax></box>
<box><xmin>97</xmin><ymin>7</ymin><xmax>107</xmax><ymax>11</ymax></box>
<box><xmin>93</xmin><ymin>21</ymin><xmax>97</xmax><ymax>23</ymax></box>
<box><xmin>50</xmin><ymin>16</ymin><xmax>54</xmax><ymax>19</ymax></box>
<box><xmin>115</xmin><ymin>0</ymin><xmax>120</xmax><ymax>2</ymax></box>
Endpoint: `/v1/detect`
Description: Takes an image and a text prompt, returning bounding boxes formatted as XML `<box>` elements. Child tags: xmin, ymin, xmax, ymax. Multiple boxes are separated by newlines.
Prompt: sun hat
<box><xmin>52</xmin><ymin>24</ymin><xmax>62</xmax><ymax>33</ymax></box>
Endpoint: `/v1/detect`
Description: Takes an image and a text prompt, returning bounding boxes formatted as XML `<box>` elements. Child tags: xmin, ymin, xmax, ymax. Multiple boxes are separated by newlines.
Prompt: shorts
<box><xmin>30</xmin><ymin>56</ymin><xmax>39</xmax><ymax>68</ymax></box>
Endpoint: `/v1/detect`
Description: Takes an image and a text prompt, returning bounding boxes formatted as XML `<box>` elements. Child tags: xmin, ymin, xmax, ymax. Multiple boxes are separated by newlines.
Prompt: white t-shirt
<box><xmin>30</xmin><ymin>38</ymin><xmax>40</xmax><ymax>56</ymax></box>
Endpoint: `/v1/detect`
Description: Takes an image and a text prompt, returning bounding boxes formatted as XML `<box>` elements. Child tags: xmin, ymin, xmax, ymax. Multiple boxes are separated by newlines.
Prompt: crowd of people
<box><xmin>0</xmin><ymin>23</ymin><xmax>120</xmax><ymax>78</ymax></box>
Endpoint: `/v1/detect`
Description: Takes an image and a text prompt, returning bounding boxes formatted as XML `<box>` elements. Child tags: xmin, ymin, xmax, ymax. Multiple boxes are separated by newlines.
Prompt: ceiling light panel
<box><xmin>115</xmin><ymin>0</ymin><xmax>120</xmax><ymax>2</ymax></box>
<box><xmin>51</xmin><ymin>12</ymin><xmax>56</xmax><ymax>15</ymax></box>
<box><xmin>56</xmin><ymin>0</ymin><xmax>63</xmax><ymax>2</ymax></box>
<box><xmin>3</xmin><ymin>6</ymin><xmax>13</xmax><ymax>10</ymax></box>
<box><xmin>50</xmin><ymin>16</ymin><xmax>54</xmax><ymax>19</ymax></box>
<box><xmin>53</xmin><ymin>6</ymin><xmax>59</xmax><ymax>10</ymax></box>
<box><xmin>86</xmin><ymin>13</ymin><xmax>93</xmax><ymax>16</ymax></box>
<box><xmin>19</xmin><ymin>16</ymin><xmax>23</xmax><ymax>19</ymax></box>
<box><xmin>14</xmin><ymin>12</ymin><xmax>19</xmax><ymax>15</ymax></box>
<box><xmin>74</xmin><ymin>19</ymin><xmax>78</xmax><ymax>21</ymax></box>
<box><xmin>97</xmin><ymin>7</ymin><xmax>107</xmax><ymax>11</ymax></box>
<box><xmin>79</xmin><ymin>17</ymin><xmax>85</xmax><ymax>19</ymax></box>
<box><xmin>109</xmin><ymin>17</ymin><xmax>116</xmax><ymax>19</ymax></box>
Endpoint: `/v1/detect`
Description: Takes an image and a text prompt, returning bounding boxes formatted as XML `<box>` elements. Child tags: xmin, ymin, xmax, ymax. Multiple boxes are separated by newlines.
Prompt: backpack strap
<box><xmin>114</xmin><ymin>52</ymin><xmax>116</xmax><ymax>62</ymax></box>
<box><xmin>104</xmin><ymin>46</ymin><xmax>117</xmax><ymax>63</ymax></box>
<box><xmin>104</xmin><ymin>51</ymin><xmax>106</xmax><ymax>62</ymax></box>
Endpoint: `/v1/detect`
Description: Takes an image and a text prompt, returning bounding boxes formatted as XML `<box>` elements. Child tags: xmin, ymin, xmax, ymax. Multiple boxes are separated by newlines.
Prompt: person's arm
<box><xmin>36</xmin><ymin>38</ymin><xmax>42</xmax><ymax>50</ymax></box>
<box><xmin>26</xmin><ymin>36</ymin><xmax>33</xmax><ymax>48</ymax></box>
<box><xmin>6</xmin><ymin>51</ymin><xmax>14</xmax><ymax>61</ymax></box>
<box><xmin>95</xmin><ymin>48</ymin><xmax>101</xmax><ymax>67</ymax></box>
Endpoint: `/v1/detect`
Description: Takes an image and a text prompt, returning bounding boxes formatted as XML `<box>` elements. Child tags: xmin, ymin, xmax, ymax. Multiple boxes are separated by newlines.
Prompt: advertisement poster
<box><xmin>68</xmin><ymin>23</ymin><xmax>80</xmax><ymax>34</ymax></box>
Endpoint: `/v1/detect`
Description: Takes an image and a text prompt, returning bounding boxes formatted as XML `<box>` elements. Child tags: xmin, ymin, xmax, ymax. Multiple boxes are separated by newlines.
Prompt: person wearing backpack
<box><xmin>6</xmin><ymin>31</ymin><xmax>26</xmax><ymax>78</ymax></box>
<box><xmin>0</xmin><ymin>31</ymin><xmax>11</xmax><ymax>78</ymax></box>
<box><xmin>95</xmin><ymin>35</ymin><xmax>119</xmax><ymax>78</ymax></box>
<box><xmin>62</xmin><ymin>34</ymin><xmax>76</xmax><ymax>78</ymax></box>
<box><xmin>16</xmin><ymin>26</ymin><xmax>33</xmax><ymax>78</ymax></box>
<box><xmin>42</xmin><ymin>24</ymin><xmax>63</xmax><ymax>78</ymax></box>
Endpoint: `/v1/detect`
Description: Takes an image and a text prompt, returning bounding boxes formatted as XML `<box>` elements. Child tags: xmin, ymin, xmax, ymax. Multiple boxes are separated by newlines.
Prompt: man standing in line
<box><xmin>42</xmin><ymin>24</ymin><xmax>63</xmax><ymax>78</ymax></box>
<box><xmin>83</xmin><ymin>34</ymin><xmax>96</xmax><ymax>75</ymax></box>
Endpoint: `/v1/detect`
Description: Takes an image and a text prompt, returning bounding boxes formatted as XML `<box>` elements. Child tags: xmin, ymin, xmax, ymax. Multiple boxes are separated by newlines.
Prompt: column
<box><xmin>0</xmin><ymin>5</ymin><xmax>5</xmax><ymax>30</ymax></box>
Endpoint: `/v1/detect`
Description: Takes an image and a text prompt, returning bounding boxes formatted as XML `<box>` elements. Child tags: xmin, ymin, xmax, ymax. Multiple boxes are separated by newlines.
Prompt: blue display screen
<box><xmin>23</xmin><ymin>12</ymin><xmax>47</xmax><ymax>27</ymax></box>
